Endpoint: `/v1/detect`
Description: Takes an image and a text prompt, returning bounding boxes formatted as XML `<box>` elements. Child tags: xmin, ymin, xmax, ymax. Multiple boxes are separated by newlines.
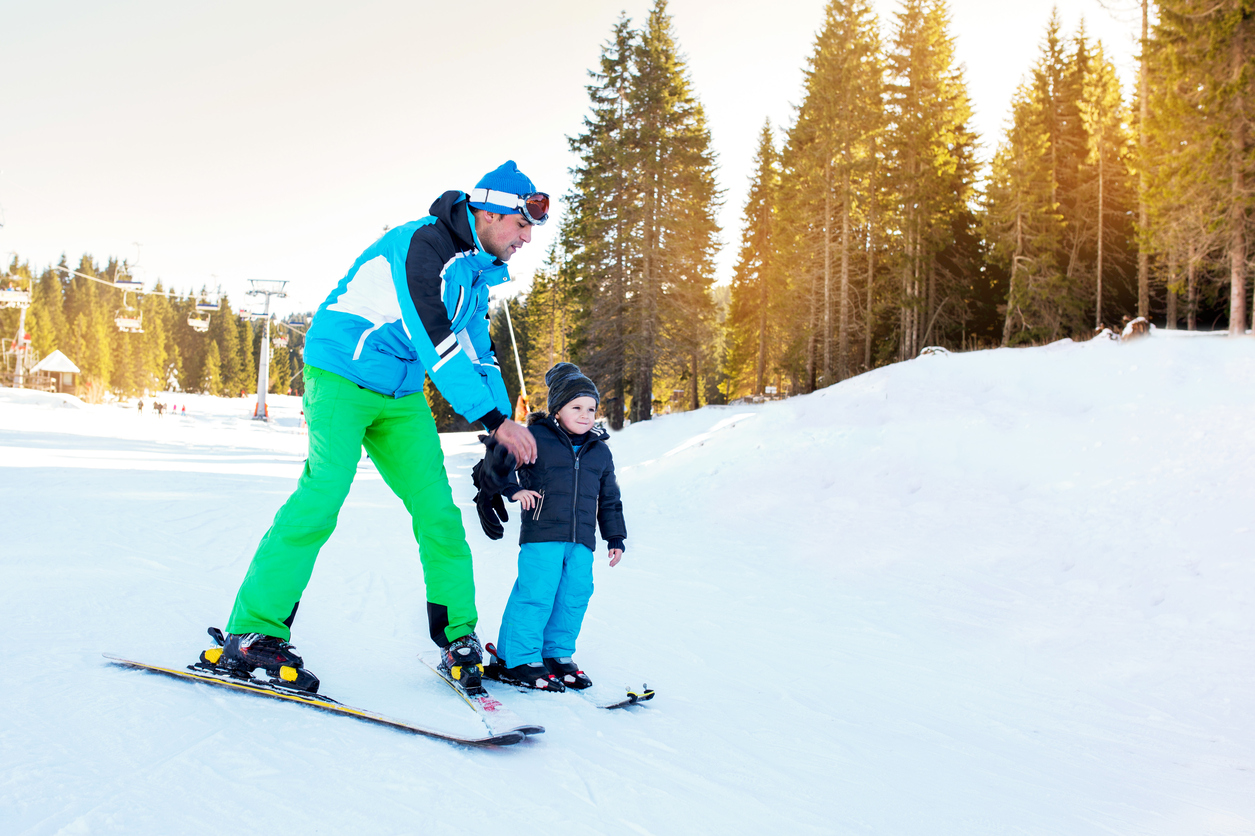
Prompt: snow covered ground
<box><xmin>2</xmin><ymin>332</ymin><xmax>1252</xmax><ymax>835</ymax></box>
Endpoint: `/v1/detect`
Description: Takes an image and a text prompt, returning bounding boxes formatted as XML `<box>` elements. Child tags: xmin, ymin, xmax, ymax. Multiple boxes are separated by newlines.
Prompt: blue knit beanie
<box><xmin>468</xmin><ymin>161</ymin><xmax>537</xmax><ymax>214</ymax></box>
<box><xmin>545</xmin><ymin>362</ymin><xmax>599</xmax><ymax>414</ymax></box>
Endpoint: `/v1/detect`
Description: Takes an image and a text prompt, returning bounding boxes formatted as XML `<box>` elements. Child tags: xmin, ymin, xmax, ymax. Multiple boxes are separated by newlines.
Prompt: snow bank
<box><xmin>1</xmin><ymin>335</ymin><xmax>1252</xmax><ymax>835</ymax></box>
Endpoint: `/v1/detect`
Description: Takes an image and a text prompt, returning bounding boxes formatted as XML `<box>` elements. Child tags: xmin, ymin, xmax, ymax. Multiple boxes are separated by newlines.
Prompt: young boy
<box><xmin>486</xmin><ymin>363</ymin><xmax>627</xmax><ymax>691</ymax></box>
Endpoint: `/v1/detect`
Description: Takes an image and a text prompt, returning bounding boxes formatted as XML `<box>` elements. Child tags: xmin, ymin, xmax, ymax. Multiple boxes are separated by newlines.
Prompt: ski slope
<box><xmin>2</xmin><ymin>332</ymin><xmax>1252</xmax><ymax>835</ymax></box>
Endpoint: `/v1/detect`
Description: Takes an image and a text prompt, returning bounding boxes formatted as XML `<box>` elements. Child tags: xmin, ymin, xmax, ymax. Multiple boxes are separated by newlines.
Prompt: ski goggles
<box><xmin>468</xmin><ymin>188</ymin><xmax>550</xmax><ymax>225</ymax></box>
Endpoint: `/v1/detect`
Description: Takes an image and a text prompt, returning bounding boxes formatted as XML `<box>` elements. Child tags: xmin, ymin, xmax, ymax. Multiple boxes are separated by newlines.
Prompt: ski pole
<box><xmin>503</xmin><ymin>299</ymin><xmax>528</xmax><ymax>410</ymax></box>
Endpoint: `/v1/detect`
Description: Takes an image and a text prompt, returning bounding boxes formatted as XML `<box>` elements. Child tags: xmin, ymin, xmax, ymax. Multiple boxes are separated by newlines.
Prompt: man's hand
<box><xmin>608</xmin><ymin>548</ymin><xmax>623</xmax><ymax>567</ymax></box>
<box><xmin>493</xmin><ymin>418</ymin><xmax>537</xmax><ymax>464</ymax></box>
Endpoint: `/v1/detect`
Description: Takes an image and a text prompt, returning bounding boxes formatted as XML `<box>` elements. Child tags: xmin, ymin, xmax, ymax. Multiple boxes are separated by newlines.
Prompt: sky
<box><xmin>0</xmin><ymin>0</ymin><xmax>1142</xmax><ymax>318</ymax></box>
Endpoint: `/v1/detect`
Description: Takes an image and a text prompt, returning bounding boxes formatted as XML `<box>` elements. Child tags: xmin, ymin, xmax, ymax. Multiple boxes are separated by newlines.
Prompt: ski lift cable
<box><xmin>61</xmin><ymin>268</ymin><xmax>224</xmax><ymax>307</ymax></box>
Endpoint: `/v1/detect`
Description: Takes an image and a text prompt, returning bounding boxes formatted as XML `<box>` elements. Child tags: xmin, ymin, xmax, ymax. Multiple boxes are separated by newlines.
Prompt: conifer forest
<box><xmin>3</xmin><ymin>0</ymin><xmax>1252</xmax><ymax>429</ymax></box>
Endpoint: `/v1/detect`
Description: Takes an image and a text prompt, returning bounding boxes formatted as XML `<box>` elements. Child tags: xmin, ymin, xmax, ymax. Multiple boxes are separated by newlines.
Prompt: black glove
<box><xmin>472</xmin><ymin>435</ymin><xmax>517</xmax><ymax>540</ymax></box>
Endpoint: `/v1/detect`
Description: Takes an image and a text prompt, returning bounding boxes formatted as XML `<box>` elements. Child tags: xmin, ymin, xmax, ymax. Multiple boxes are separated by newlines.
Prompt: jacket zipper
<box><xmin>570</xmin><ymin>453</ymin><xmax>581</xmax><ymax>542</ymax></box>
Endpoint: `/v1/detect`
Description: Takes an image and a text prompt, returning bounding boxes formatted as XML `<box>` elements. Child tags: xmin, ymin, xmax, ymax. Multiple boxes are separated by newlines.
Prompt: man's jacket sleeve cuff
<box><xmin>607</xmin><ymin>538</ymin><xmax>626</xmax><ymax>553</ymax></box>
<box><xmin>478</xmin><ymin>408</ymin><xmax>507</xmax><ymax>432</ymax></box>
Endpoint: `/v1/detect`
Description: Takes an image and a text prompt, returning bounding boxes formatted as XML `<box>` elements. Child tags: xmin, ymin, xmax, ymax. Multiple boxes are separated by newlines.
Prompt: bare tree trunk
<box><xmin>925</xmin><ymin>255</ymin><xmax>935</xmax><ymax>347</ymax></box>
<box><xmin>806</xmin><ymin>263</ymin><xmax>817</xmax><ymax>393</ymax></box>
<box><xmin>1096</xmin><ymin>129</ymin><xmax>1105</xmax><ymax>329</ymax></box>
<box><xmin>865</xmin><ymin>143</ymin><xmax>876</xmax><ymax>372</ymax></box>
<box><xmin>1166</xmin><ymin>250</ymin><xmax>1178</xmax><ymax>329</ymax></box>
<box><xmin>838</xmin><ymin>165</ymin><xmax>850</xmax><ymax>382</ymax></box>
<box><xmin>1187</xmin><ymin>241</ymin><xmax>1198</xmax><ymax>331</ymax></box>
<box><xmin>755</xmin><ymin>262</ymin><xmax>768</xmax><ymax>395</ymax></box>
<box><xmin>1002</xmin><ymin>208</ymin><xmax>1024</xmax><ymax>346</ymax></box>
<box><xmin>689</xmin><ymin>350</ymin><xmax>699</xmax><ymax>411</ymax></box>
<box><xmin>1137</xmin><ymin>0</ymin><xmax>1151</xmax><ymax>319</ymax></box>
<box><xmin>823</xmin><ymin>159</ymin><xmax>833</xmax><ymax>386</ymax></box>
<box><xmin>1229</xmin><ymin>11</ymin><xmax>1248</xmax><ymax>336</ymax></box>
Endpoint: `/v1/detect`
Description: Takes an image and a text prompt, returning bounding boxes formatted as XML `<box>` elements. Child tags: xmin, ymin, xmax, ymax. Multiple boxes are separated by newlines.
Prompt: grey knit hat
<box><xmin>545</xmin><ymin>362</ymin><xmax>599</xmax><ymax>414</ymax></box>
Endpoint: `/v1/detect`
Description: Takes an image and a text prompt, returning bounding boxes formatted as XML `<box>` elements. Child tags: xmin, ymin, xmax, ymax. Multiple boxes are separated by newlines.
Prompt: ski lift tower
<box><xmin>1</xmin><ymin>282</ymin><xmax>32</xmax><ymax>388</ymax></box>
<box><xmin>247</xmin><ymin>279</ymin><xmax>288</xmax><ymax>420</ymax></box>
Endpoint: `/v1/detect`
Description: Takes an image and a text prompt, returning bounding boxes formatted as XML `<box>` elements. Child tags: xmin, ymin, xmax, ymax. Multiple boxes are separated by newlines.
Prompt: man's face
<box><xmin>474</xmin><ymin>211</ymin><xmax>533</xmax><ymax>262</ymax></box>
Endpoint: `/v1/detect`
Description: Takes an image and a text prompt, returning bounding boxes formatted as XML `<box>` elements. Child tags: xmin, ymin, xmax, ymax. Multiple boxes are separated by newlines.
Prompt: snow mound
<box><xmin>1</xmin><ymin>334</ymin><xmax>1253</xmax><ymax>835</ymax></box>
<box><xmin>0</xmin><ymin>386</ymin><xmax>85</xmax><ymax>409</ymax></box>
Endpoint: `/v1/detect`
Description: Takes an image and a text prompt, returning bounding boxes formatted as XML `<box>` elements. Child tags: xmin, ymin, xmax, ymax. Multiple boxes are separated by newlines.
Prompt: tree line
<box><xmin>1</xmin><ymin>253</ymin><xmax>303</xmax><ymax>401</ymax></box>
<box><xmin>506</xmin><ymin>0</ymin><xmax>1251</xmax><ymax>424</ymax></box>
<box><xmin>4</xmin><ymin>0</ymin><xmax>1250</xmax><ymax>426</ymax></box>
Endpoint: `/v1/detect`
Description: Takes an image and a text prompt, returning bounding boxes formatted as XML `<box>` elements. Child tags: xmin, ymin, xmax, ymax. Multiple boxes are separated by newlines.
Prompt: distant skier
<box><xmin>211</xmin><ymin>161</ymin><xmax>544</xmax><ymax>693</ymax></box>
<box><xmin>137</xmin><ymin>400</ymin><xmax>144</xmax><ymax>416</ymax></box>
<box><xmin>474</xmin><ymin>362</ymin><xmax>626</xmax><ymax>691</ymax></box>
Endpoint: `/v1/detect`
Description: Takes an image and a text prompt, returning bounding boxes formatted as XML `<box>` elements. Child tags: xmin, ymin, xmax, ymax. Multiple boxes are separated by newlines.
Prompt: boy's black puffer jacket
<box><xmin>504</xmin><ymin>415</ymin><xmax>626</xmax><ymax>552</ymax></box>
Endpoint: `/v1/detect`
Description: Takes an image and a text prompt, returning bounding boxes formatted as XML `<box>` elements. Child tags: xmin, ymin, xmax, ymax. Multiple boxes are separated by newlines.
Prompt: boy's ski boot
<box><xmin>484</xmin><ymin>643</ymin><xmax>565</xmax><ymax>692</ymax></box>
<box><xmin>196</xmin><ymin>627</ymin><xmax>320</xmax><ymax>693</ymax></box>
<box><xmin>438</xmin><ymin>632</ymin><xmax>484</xmax><ymax>691</ymax></box>
<box><xmin>544</xmin><ymin>656</ymin><xmax>593</xmax><ymax>690</ymax></box>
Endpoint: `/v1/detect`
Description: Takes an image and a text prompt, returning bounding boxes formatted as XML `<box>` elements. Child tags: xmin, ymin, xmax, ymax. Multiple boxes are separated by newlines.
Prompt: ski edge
<box><xmin>103</xmin><ymin>654</ymin><xmax>525</xmax><ymax>747</ymax></box>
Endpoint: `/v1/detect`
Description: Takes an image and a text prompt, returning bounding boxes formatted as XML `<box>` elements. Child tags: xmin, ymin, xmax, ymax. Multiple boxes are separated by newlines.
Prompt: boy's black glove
<box><xmin>472</xmin><ymin>435</ymin><xmax>517</xmax><ymax>540</ymax></box>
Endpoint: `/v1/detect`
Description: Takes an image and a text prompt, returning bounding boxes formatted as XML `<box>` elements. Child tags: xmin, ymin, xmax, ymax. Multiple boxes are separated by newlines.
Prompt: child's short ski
<box><xmin>581</xmin><ymin>684</ymin><xmax>655</xmax><ymax>710</ymax></box>
<box><xmin>104</xmin><ymin>654</ymin><xmax>525</xmax><ymax>747</ymax></box>
<box><xmin>481</xmin><ymin>642</ymin><xmax>654</xmax><ymax>710</ymax></box>
<box><xmin>418</xmin><ymin>652</ymin><xmax>545</xmax><ymax>738</ymax></box>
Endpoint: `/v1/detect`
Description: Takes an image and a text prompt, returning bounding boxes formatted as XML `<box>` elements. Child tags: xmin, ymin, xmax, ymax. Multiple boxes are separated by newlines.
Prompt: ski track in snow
<box><xmin>1</xmin><ymin>334</ymin><xmax>1253</xmax><ymax>835</ymax></box>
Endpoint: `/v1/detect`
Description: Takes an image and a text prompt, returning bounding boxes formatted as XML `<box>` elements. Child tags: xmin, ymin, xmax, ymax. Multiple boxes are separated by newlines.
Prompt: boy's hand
<box><xmin>514</xmin><ymin>489</ymin><xmax>542</xmax><ymax>510</ymax></box>
<box><xmin>608</xmin><ymin>548</ymin><xmax>623</xmax><ymax>567</ymax></box>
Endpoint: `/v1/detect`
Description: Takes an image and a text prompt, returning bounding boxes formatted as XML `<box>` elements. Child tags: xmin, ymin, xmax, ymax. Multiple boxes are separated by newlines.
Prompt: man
<box><xmin>216</xmin><ymin>161</ymin><xmax>544</xmax><ymax>693</ymax></box>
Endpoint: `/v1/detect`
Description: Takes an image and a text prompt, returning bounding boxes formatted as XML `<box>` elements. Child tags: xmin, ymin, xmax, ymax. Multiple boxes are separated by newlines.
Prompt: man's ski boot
<box><xmin>196</xmin><ymin>627</ymin><xmax>320</xmax><ymax>693</ymax></box>
<box><xmin>544</xmin><ymin>657</ymin><xmax>593</xmax><ymax>690</ymax></box>
<box><xmin>484</xmin><ymin>643</ymin><xmax>565</xmax><ymax>692</ymax></box>
<box><xmin>438</xmin><ymin>632</ymin><xmax>485</xmax><ymax>692</ymax></box>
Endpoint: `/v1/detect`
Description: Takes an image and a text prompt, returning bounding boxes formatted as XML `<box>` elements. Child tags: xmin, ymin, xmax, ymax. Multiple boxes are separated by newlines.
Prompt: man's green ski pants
<box><xmin>226</xmin><ymin>365</ymin><xmax>476</xmax><ymax>646</ymax></box>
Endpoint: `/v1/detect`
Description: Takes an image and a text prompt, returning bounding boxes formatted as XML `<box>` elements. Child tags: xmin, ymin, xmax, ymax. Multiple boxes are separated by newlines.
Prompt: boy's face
<box><xmin>554</xmin><ymin>396</ymin><xmax>597</xmax><ymax>435</ymax></box>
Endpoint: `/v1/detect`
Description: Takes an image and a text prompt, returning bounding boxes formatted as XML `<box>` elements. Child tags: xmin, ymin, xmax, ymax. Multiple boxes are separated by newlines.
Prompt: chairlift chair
<box><xmin>115</xmin><ymin>311</ymin><xmax>144</xmax><ymax>333</ymax></box>
<box><xmin>0</xmin><ymin>288</ymin><xmax>32</xmax><ymax>308</ymax></box>
<box><xmin>115</xmin><ymin>291</ymin><xmax>144</xmax><ymax>333</ymax></box>
<box><xmin>188</xmin><ymin>315</ymin><xmax>210</xmax><ymax>332</ymax></box>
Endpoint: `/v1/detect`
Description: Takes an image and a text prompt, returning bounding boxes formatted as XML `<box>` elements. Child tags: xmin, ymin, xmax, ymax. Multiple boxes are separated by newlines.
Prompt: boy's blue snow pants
<box><xmin>496</xmin><ymin>541</ymin><xmax>594</xmax><ymax>666</ymax></box>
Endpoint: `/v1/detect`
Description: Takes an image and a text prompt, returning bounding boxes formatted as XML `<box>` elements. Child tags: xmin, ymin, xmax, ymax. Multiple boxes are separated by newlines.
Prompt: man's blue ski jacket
<box><xmin>303</xmin><ymin>190</ymin><xmax>512</xmax><ymax>429</ymax></box>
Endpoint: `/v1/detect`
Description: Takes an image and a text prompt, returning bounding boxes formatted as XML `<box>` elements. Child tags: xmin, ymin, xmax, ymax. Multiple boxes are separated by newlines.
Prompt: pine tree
<box><xmin>626</xmin><ymin>0</ymin><xmax>721</xmax><ymax>418</ymax></box>
<box><xmin>1079</xmin><ymin>43</ymin><xmax>1136</xmax><ymax>330</ymax></box>
<box><xmin>563</xmin><ymin>2</ymin><xmax>721</xmax><ymax>422</ymax></box>
<box><xmin>787</xmin><ymin>0</ymin><xmax>885</xmax><ymax>384</ymax></box>
<box><xmin>564</xmin><ymin>14</ymin><xmax>639</xmax><ymax>429</ymax></box>
<box><xmin>726</xmin><ymin>121</ymin><xmax>785</xmax><ymax>398</ymax></box>
<box><xmin>203</xmin><ymin>339</ymin><xmax>222</xmax><ymax>394</ymax></box>
<box><xmin>885</xmin><ymin>0</ymin><xmax>978</xmax><ymax>357</ymax></box>
<box><xmin>1149</xmin><ymin>0</ymin><xmax>1254</xmax><ymax>334</ymax></box>
<box><xmin>236</xmin><ymin>317</ymin><xmax>255</xmax><ymax>395</ymax></box>
<box><xmin>522</xmin><ymin>244</ymin><xmax>577</xmax><ymax>410</ymax></box>
<box><xmin>269</xmin><ymin>343</ymin><xmax>292</xmax><ymax>394</ymax></box>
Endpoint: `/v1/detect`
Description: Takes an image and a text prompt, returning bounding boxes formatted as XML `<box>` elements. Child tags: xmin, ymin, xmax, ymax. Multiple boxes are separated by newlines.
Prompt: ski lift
<box><xmin>113</xmin><ymin>272</ymin><xmax>143</xmax><ymax>290</ymax></box>
<box><xmin>188</xmin><ymin>314</ymin><xmax>210</xmax><ymax>332</ymax></box>
<box><xmin>196</xmin><ymin>299</ymin><xmax>220</xmax><ymax>312</ymax></box>
<box><xmin>115</xmin><ymin>292</ymin><xmax>143</xmax><ymax>333</ymax></box>
<box><xmin>0</xmin><ymin>288</ymin><xmax>31</xmax><ymax>308</ymax></box>
<box><xmin>272</xmin><ymin>334</ymin><xmax>288</xmax><ymax>348</ymax></box>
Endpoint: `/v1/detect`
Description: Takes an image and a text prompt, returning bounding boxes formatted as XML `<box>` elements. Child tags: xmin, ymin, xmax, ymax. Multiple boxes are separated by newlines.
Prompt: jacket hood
<box><xmin>429</xmin><ymin>190</ymin><xmax>478</xmax><ymax>253</ymax></box>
